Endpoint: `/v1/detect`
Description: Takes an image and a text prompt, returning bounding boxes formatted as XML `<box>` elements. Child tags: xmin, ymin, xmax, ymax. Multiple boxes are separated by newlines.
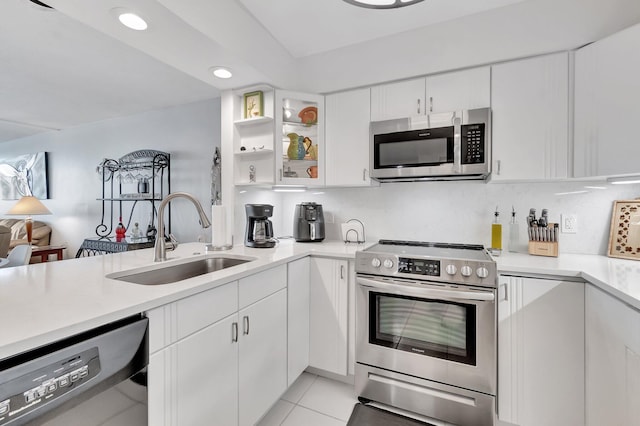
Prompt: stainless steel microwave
<box><xmin>370</xmin><ymin>107</ymin><xmax>491</xmax><ymax>182</ymax></box>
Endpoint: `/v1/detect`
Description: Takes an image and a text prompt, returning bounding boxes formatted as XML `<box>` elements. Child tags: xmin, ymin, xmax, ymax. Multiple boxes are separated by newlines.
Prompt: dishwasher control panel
<box><xmin>0</xmin><ymin>347</ymin><xmax>100</xmax><ymax>425</ymax></box>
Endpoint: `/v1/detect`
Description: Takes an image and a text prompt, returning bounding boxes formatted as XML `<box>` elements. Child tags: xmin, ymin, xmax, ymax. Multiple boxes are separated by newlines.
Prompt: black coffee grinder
<box><xmin>245</xmin><ymin>204</ymin><xmax>276</xmax><ymax>248</ymax></box>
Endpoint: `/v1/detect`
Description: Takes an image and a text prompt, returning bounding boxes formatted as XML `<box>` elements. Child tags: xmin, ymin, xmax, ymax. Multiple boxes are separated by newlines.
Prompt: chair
<box><xmin>6</xmin><ymin>244</ymin><xmax>33</xmax><ymax>267</ymax></box>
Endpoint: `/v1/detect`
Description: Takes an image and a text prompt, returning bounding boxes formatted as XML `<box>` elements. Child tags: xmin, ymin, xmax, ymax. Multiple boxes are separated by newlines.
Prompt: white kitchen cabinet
<box><xmin>585</xmin><ymin>285</ymin><xmax>640</xmax><ymax>425</ymax></box>
<box><xmin>175</xmin><ymin>315</ymin><xmax>239</xmax><ymax>426</ymax></box>
<box><xmin>147</xmin><ymin>264</ymin><xmax>288</xmax><ymax>426</ymax></box>
<box><xmin>287</xmin><ymin>257</ymin><xmax>310</xmax><ymax>385</ymax></box>
<box><xmin>325</xmin><ymin>88</ymin><xmax>372</xmax><ymax>187</ymax></box>
<box><xmin>232</xmin><ymin>85</ymin><xmax>276</xmax><ymax>186</ymax></box>
<box><xmin>425</xmin><ymin>66</ymin><xmax>490</xmax><ymax>113</ymax></box>
<box><xmin>309</xmin><ymin>257</ymin><xmax>350</xmax><ymax>376</ymax></box>
<box><xmin>498</xmin><ymin>275</ymin><xmax>584</xmax><ymax>426</ymax></box>
<box><xmin>275</xmin><ymin>90</ymin><xmax>325</xmax><ymax>186</ymax></box>
<box><xmin>370</xmin><ymin>77</ymin><xmax>426</xmax><ymax>121</ymax></box>
<box><xmin>238</xmin><ymin>289</ymin><xmax>288</xmax><ymax>426</ymax></box>
<box><xmin>491</xmin><ymin>53</ymin><xmax>569</xmax><ymax>181</ymax></box>
<box><xmin>574</xmin><ymin>23</ymin><xmax>640</xmax><ymax>178</ymax></box>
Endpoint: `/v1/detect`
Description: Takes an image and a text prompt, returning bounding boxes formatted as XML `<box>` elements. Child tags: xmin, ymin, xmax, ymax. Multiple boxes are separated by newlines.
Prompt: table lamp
<box><xmin>7</xmin><ymin>196</ymin><xmax>52</xmax><ymax>244</ymax></box>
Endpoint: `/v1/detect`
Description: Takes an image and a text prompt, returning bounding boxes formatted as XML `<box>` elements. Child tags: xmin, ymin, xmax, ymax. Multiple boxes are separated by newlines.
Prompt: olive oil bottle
<box><xmin>491</xmin><ymin>206</ymin><xmax>502</xmax><ymax>255</ymax></box>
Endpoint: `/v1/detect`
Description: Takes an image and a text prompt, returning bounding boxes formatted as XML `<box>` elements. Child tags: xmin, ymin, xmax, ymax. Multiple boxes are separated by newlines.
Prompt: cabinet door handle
<box><xmin>417</xmin><ymin>98</ymin><xmax>421</xmax><ymax>115</ymax></box>
<box><xmin>500</xmin><ymin>283</ymin><xmax>509</xmax><ymax>301</ymax></box>
<box><xmin>243</xmin><ymin>315</ymin><xmax>250</xmax><ymax>335</ymax></box>
<box><xmin>496</xmin><ymin>160</ymin><xmax>501</xmax><ymax>176</ymax></box>
<box><xmin>279</xmin><ymin>168</ymin><xmax>283</xmax><ymax>181</ymax></box>
<box><xmin>232</xmin><ymin>322</ymin><xmax>238</xmax><ymax>343</ymax></box>
<box><xmin>340</xmin><ymin>265</ymin><xmax>345</xmax><ymax>280</ymax></box>
<box><xmin>363</xmin><ymin>168</ymin><xmax>367</xmax><ymax>181</ymax></box>
<box><xmin>429</xmin><ymin>96</ymin><xmax>433</xmax><ymax>113</ymax></box>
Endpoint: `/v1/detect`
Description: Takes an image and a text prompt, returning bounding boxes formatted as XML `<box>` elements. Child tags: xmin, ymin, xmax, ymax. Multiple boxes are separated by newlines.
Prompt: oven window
<box><xmin>369</xmin><ymin>292</ymin><xmax>476</xmax><ymax>365</ymax></box>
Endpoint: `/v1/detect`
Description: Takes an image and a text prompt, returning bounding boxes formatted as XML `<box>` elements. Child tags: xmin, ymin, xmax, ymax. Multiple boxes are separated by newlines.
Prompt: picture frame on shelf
<box><xmin>243</xmin><ymin>90</ymin><xmax>264</xmax><ymax>119</ymax></box>
<box><xmin>608</xmin><ymin>199</ymin><xmax>640</xmax><ymax>260</ymax></box>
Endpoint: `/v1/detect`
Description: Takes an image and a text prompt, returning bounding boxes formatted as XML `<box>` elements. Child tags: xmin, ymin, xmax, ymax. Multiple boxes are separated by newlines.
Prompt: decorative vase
<box><xmin>287</xmin><ymin>133</ymin><xmax>299</xmax><ymax>160</ymax></box>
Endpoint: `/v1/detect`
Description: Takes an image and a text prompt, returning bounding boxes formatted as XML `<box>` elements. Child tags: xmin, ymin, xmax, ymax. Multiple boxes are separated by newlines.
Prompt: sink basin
<box><xmin>110</xmin><ymin>256</ymin><xmax>254</xmax><ymax>285</ymax></box>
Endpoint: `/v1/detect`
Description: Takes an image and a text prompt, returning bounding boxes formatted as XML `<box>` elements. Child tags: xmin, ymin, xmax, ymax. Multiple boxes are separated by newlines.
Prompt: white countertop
<box><xmin>495</xmin><ymin>251</ymin><xmax>640</xmax><ymax>309</ymax></box>
<box><xmin>0</xmin><ymin>240</ymin><xmax>366</xmax><ymax>360</ymax></box>
<box><xmin>1</xmin><ymin>239</ymin><xmax>639</xmax><ymax>361</ymax></box>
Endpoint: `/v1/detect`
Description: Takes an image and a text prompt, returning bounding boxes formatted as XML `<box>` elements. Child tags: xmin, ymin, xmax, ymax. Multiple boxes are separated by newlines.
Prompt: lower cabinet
<box><xmin>309</xmin><ymin>257</ymin><xmax>350</xmax><ymax>376</ymax></box>
<box><xmin>586</xmin><ymin>285</ymin><xmax>640</xmax><ymax>425</ymax></box>
<box><xmin>175</xmin><ymin>314</ymin><xmax>239</xmax><ymax>426</ymax></box>
<box><xmin>497</xmin><ymin>275</ymin><xmax>584</xmax><ymax>426</ymax></box>
<box><xmin>287</xmin><ymin>257</ymin><xmax>310</xmax><ymax>385</ymax></box>
<box><xmin>239</xmin><ymin>289</ymin><xmax>288</xmax><ymax>426</ymax></box>
<box><xmin>147</xmin><ymin>264</ymin><xmax>288</xmax><ymax>426</ymax></box>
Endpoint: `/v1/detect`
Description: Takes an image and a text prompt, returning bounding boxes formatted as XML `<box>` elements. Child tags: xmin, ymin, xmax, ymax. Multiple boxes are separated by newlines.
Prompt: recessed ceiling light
<box><xmin>118</xmin><ymin>12</ymin><xmax>148</xmax><ymax>31</ymax></box>
<box><xmin>211</xmin><ymin>67</ymin><xmax>233</xmax><ymax>79</ymax></box>
<box><xmin>343</xmin><ymin>0</ymin><xmax>424</xmax><ymax>9</ymax></box>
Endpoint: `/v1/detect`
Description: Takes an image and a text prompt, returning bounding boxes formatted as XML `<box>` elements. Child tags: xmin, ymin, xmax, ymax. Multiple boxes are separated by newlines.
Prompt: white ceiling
<box><xmin>238</xmin><ymin>0</ymin><xmax>525</xmax><ymax>58</ymax></box>
<box><xmin>2</xmin><ymin>0</ymin><xmax>640</xmax><ymax>144</ymax></box>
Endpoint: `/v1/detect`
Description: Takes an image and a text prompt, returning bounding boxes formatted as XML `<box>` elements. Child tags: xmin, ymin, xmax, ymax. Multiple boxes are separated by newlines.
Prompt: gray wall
<box><xmin>0</xmin><ymin>98</ymin><xmax>220</xmax><ymax>257</ymax></box>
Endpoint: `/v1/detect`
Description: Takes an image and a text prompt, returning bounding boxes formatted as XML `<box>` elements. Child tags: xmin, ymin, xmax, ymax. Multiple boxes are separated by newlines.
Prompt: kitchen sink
<box><xmin>109</xmin><ymin>256</ymin><xmax>255</xmax><ymax>285</ymax></box>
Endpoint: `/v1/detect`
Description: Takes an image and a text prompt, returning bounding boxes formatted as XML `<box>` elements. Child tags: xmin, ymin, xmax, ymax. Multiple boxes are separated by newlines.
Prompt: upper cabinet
<box><xmin>274</xmin><ymin>90</ymin><xmax>325</xmax><ymax>186</ymax></box>
<box><xmin>370</xmin><ymin>77</ymin><xmax>425</xmax><ymax>121</ymax></box>
<box><xmin>490</xmin><ymin>52</ymin><xmax>569</xmax><ymax>181</ymax></box>
<box><xmin>574</xmin><ymin>23</ymin><xmax>640</xmax><ymax>178</ymax></box>
<box><xmin>232</xmin><ymin>86</ymin><xmax>276</xmax><ymax>186</ymax></box>
<box><xmin>425</xmin><ymin>67</ymin><xmax>490</xmax><ymax>113</ymax></box>
<box><xmin>370</xmin><ymin>67</ymin><xmax>490</xmax><ymax>121</ymax></box>
<box><xmin>325</xmin><ymin>88</ymin><xmax>372</xmax><ymax>187</ymax></box>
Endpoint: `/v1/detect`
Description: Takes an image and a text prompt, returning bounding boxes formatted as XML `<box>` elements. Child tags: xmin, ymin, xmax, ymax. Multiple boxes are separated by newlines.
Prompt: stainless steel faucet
<box><xmin>154</xmin><ymin>192</ymin><xmax>212</xmax><ymax>262</ymax></box>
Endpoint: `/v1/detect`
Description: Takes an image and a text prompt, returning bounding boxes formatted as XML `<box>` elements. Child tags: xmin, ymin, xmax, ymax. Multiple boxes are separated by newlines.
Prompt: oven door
<box><xmin>356</xmin><ymin>275</ymin><xmax>496</xmax><ymax>395</ymax></box>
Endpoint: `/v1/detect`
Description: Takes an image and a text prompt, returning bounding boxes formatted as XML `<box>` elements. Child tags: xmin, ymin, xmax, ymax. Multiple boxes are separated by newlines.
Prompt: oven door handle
<box><xmin>357</xmin><ymin>276</ymin><xmax>495</xmax><ymax>302</ymax></box>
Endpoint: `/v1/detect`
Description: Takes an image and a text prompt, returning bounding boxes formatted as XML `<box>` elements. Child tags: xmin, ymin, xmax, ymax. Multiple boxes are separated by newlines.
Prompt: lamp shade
<box><xmin>7</xmin><ymin>196</ymin><xmax>52</xmax><ymax>216</ymax></box>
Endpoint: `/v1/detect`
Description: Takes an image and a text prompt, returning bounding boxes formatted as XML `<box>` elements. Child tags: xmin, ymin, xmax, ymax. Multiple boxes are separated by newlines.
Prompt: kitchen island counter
<box><xmin>0</xmin><ymin>240</ymin><xmax>367</xmax><ymax>360</ymax></box>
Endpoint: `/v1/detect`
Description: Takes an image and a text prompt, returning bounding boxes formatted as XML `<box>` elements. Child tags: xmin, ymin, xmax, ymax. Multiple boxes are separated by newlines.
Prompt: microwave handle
<box><xmin>357</xmin><ymin>276</ymin><xmax>495</xmax><ymax>302</ymax></box>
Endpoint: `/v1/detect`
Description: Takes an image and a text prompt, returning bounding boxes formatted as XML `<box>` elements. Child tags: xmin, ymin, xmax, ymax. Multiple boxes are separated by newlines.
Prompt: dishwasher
<box><xmin>0</xmin><ymin>315</ymin><xmax>148</xmax><ymax>426</ymax></box>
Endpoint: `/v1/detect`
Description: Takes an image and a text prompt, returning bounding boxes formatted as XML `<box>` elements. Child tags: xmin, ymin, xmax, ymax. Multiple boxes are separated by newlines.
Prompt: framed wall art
<box><xmin>608</xmin><ymin>199</ymin><xmax>640</xmax><ymax>260</ymax></box>
<box><xmin>0</xmin><ymin>152</ymin><xmax>49</xmax><ymax>200</ymax></box>
<box><xmin>243</xmin><ymin>90</ymin><xmax>264</xmax><ymax>119</ymax></box>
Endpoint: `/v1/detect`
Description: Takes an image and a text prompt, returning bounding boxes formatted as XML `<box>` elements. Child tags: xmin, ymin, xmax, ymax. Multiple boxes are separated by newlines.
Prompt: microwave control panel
<box><xmin>461</xmin><ymin>123</ymin><xmax>485</xmax><ymax>165</ymax></box>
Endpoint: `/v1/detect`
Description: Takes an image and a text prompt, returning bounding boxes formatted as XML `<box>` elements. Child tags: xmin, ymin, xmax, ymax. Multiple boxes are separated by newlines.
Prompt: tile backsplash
<box><xmin>235</xmin><ymin>180</ymin><xmax>640</xmax><ymax>255</ymax></box>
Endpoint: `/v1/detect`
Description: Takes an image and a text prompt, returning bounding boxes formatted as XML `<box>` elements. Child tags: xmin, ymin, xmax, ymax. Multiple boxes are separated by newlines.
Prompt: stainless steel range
<box><xmin>355</xmin><ymin>240</ymin><xmax>497</xmax><ymax>426</ymax></box>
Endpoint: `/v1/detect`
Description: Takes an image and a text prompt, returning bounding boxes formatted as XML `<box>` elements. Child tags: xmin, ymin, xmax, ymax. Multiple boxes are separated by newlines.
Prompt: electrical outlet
<box><xmin>561</xmin><ymin>214</ymin><xmax>578</xmax><ymax>234</ymax></box>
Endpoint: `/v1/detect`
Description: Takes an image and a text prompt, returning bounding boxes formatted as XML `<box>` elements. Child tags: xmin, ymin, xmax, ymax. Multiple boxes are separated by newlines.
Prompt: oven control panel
<box><xmin>356</xmin><ymin>253</ymin><xmax>497</xmax><ymax>287</ymax></box>
<box><xmin>0</xmin><ymin>347</ymin><xmax>100</xmax><ymax>425</ymax></box>
<box><xmin>398</xmin><ymin>257</ymin><xmax>440</xmax><ymax>276</ymax></box>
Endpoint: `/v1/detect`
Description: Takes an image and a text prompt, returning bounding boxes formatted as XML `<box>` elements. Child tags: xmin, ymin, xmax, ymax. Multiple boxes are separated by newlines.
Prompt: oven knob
<box><xmin>383</xmin><ymin>259</ymin><xmax>394</xmax><ymax>269</ymax></box>
<box><xmin>371</xmin><ymin>258</ymin><xmax>381</xmax><ymax>268</ymax></box>
<box><xmin>460</xmin><ymin>265</ymin><xmax>473</xmax><ymax>277</ymax></box>
<box><xmin>445</xmin><ymin>264</ymin><xmax>457</xmax><ymax>276</ymax></box>
<box><xmin>477</xmin><ymin>267</ymin><xmax>490</xmax><ymax>279</ymax></box>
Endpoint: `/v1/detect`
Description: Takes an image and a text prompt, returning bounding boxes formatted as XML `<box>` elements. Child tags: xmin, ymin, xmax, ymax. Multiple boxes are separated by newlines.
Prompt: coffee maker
<box><xmin>245</xmin><ymin>204</ymin><xmax>276</xmax><ymax>248</ymax></box>
<box><xmin>293</xmin><ymin>202</ymin><xmax>325</xmax><ymax>242</ymax></box>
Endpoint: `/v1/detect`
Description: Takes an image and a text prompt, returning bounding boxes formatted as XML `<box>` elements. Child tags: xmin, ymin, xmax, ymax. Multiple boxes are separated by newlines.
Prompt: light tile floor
<box><xmin>257</xmin><ymin>372</ymin><xmax>357</xmax><ymax>426</ymax></box>
<box><xmin>257</xmin><ymin>372</ymin><xmax>460</xmax><ymax>426</ymax></box>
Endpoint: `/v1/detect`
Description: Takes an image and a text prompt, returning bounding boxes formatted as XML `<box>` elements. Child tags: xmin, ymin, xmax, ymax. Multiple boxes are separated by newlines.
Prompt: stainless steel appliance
<box><xmin>293</xmin><ymin>202</ymin><xmax>325</xmax><ymax>242</ymax></box>
<box><xmin>355</xmin><ymin>240</ymin><xmax>497</xmax><ymax>426</ymax></box>
<box><xmin>370</xmin><ymin>108</ymin><xmax>491</xmax><ymax>182</ymax></box>
<box><xmin>0</xmin><ymin>315</ymin><xmax>148</xmax><ymax>426</ymax></box>
<box><xmin>245</xmin><ymin>204</ymin><xmax>276</xmax><ymax>248</ymax></box>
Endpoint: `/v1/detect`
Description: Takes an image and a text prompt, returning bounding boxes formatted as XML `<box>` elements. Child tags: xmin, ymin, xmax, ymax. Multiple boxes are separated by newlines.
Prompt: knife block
<box><xmin>528</xmin><ymin>241</ymin><xmax>558</xmax><ymax>257</ymax></box>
